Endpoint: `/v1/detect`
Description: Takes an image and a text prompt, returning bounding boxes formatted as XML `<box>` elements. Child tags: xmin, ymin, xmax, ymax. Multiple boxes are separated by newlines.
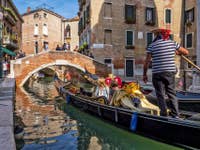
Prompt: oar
<box><xmin>181</xmin><ymin>55</ymin><xmax>200</xmax><ymax>72</ymax></box>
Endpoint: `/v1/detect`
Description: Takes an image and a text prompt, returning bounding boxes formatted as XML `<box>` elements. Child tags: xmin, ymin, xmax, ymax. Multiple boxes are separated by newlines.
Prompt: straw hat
<box><xmin>150</xmin><ymin>27</ymin><xmax>171</xmax><ymax>33</ymax></box>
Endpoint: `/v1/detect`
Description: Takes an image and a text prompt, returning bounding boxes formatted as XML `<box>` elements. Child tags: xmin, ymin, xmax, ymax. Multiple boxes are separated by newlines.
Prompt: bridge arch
<box><xmin>11</xmin><ymin>51</ymin><xmax>111</xmax><ymax>87</ymax></box>
<box><xmin>20</xmin><ymin>60</ymin><xmax>86</xmax><ymax>87</ymax></box>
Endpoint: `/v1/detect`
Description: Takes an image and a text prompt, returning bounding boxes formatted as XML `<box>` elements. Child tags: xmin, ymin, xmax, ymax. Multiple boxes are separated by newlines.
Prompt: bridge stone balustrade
<box><xmin>10</xmin><ymin>51</ymin><xmax>111</xmax><ymax>87</ymax></box>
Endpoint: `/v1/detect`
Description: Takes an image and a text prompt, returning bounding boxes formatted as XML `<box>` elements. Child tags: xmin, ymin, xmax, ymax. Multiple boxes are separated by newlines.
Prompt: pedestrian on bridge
<box><xmin>143</xmin><ymin>28</ymin><xmax>189</xmax><ymax>118</ymax></box>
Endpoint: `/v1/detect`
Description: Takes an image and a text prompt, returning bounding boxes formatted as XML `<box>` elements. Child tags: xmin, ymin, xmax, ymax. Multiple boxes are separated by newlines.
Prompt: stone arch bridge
<box><xmin>10</xmin><ymin>51</ymin><xmax>111</xmax><ymax>87</ymax></box>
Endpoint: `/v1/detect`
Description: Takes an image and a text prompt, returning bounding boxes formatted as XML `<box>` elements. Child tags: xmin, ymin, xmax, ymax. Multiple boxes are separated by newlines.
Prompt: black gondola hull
<box><xmin>63</xmin><ymin>90</ymin><xmax>200</xmax><ymax>149</ymax></box>
<box><xmin>55</xmin><ymin>81</ymin><xmax>200</xmax><ymax>149</ymax></box>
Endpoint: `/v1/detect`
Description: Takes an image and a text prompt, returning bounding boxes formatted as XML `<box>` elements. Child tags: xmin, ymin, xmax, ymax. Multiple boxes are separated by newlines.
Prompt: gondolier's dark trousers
<box><xmin>152</xmin><ymin>72</ymin><xmax>179</xmax><ymax>117</ymax></box>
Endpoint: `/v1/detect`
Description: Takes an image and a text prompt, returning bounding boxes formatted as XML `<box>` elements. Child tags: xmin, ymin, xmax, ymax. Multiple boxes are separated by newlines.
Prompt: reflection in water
<box><xmin>15</xmin><ymin>78</ymin><xmax>182</xmax><ymax>150</ymax></box>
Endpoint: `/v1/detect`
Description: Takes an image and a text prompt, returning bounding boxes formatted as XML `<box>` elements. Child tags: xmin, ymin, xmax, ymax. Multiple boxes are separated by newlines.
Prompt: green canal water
<box><xmin>15</xmin><ymin>78</ymin><xmax>183</xmax><ymax>150</ymax></box>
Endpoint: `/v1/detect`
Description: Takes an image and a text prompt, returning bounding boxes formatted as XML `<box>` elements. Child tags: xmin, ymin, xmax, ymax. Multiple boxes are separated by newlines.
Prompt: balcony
<box><xmin>2</xmin><ymin>7</ymin><xmax>18</xmax><ymax>26</ymax></box>
<box><xmin>4</xmin><ymin>12</ymin><xmax>16</xmax><ymax>26</ymax></box>
<box><xmin>2</xmin><ymin>35</ymin><xmax>19</xmax><ymax>49</ymax></box>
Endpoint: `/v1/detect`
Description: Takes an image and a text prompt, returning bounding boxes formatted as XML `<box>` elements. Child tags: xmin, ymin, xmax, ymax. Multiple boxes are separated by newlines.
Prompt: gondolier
<box><xmin>143</xmin><ymin>28</ymin><xmax>189</xmax><ymax>118</ymax></box>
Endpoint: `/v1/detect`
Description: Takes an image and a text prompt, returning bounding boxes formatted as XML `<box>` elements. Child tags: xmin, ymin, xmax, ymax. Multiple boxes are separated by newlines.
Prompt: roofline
<box><xmin>22</xmin><ymin>8</ymin><xmax>66</xmax><ymax>19</ymax></box>
<box><xmin>63</xmin><ymin>16</ymin><xmax>79</xmax><ymax>22</ymax></box>
<box><xmin>9</xmin><ymin>0</ymin><xmax>24</xmax><ymax>22</ymax></box>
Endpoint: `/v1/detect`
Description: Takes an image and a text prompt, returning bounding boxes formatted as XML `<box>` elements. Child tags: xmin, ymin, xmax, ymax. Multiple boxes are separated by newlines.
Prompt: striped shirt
<box><xmin>147</xmin><ymin>39</ymin><xmax>180</xmax><ymax>73</ymax></box>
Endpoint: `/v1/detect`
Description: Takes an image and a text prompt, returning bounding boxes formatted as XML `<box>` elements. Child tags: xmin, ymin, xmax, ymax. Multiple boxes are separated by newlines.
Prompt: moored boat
<box><xmin>55</xmin><ymin>79</ymin><xmax>200</xmax><ymax>149</ymax></box>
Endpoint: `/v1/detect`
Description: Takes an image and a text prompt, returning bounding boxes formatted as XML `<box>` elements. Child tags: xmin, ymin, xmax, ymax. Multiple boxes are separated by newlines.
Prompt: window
<box><xmin>65</xmin><ymin>24</ymin><xmax>71</xmax><ymax>38</ymax></box>
<box><xmin>104</xmin><ymin>29</ymin><xmax>112</xmax><ymax>45</ymax></box>
<box><xmin>125</xmin><ymin>4</ymin><xmax>136</xmax><ymax>24</ymax></box>
<box><xmin>165</xmin><ymin>9</ymin><xmax>171</xmax><ymax>24</ymax></box>
<box><xmin>104</xmin><ymin>2</ymin><xmax>112</xmax><ymax>18</ymax></box>
<box><xmin>146</xmin><ymin>32</ymin><xmax>153</xmax><ymax>46</ymax></box>
<box><xmin>33</xmin><ymin>13</ymin><xmax>39</xmax><ymax>19</ymax></box>
<box><xmin>169</xmin><ymin>34</ymin><xmax>174</xmax><ymax>40</ymax></box>
<box><xmin>86</xmin><ymin>5</ymin><xmax>90</xmax><ymax>23</ymax></box>
<box><xmin>35</xmin><ymin>41</ymin><xmax>38</xmax><ymax>54</ymax></box>
<box><xmin>34</xmin><ymin>24</ymin><xmax>38</xmax><ymax>36</ymax></box>
<box><xmin>104</xmin><ymin>58</ymin><xmax>112</xmax><ymax>64</ymax></box>
<box><xmin>44</xmin><ymin>13</ymin><xmax>47</xmax><ymax>18</ymax></box>
<box><xmin>43</xmin><ymin>24</ymin><xmax>48</xmax><ymax>36</ymax></box>
<box><xmin>185</xmin><ymin>8</ymin><xmax>194</xmax><ymax>23</ymax></box>
<box><xmin>145</xmin><ymin>7</ymin><xmax>155</xmax><ymax>25</ymax></box>
<box><xmin>83</xmin><ymin>11</ymin><xmax>86</xmax><ymax>29</ymax></box>
<box><xmin>185</xmin><ymin>33</ymin><xmax>193</xmax><ymax>48</ymax></box>
<box><xmin>126</xmin><ymin>30</ymin><xmax>134</xmax><ymax>47</ymax></box>
<box><xmin>125</xmin><ymin>59</ymin><xmax>134</xmax><ymax>77</ymax></box>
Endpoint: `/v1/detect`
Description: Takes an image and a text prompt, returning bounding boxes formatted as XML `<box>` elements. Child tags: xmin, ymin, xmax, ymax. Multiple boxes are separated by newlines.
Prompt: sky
<box><xmin>13</xmin><ymin>0</ymin><xmax>79</xmax><ymax>19</ymax></box>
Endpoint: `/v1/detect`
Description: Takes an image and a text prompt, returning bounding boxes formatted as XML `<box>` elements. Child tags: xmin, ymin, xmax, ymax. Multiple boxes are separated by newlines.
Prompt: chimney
<box><xmin>27</xmin><ymin>7</ymin><xmax>31</xmax><ymax>13</ymax></box>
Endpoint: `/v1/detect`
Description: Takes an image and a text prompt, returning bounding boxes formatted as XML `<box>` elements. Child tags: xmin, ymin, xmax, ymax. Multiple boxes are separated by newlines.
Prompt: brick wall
<box><xmin>13</xmin><ymin>51</ymin><xmax>111</xmax><ymax>86</ymax></box>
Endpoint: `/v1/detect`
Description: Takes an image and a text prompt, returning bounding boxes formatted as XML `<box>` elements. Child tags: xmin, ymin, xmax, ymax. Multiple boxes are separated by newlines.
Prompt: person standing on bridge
<box><xmin>143</xmin><ymin>28</ymin><xmax>189</xmax><ymax>118</ymax></box>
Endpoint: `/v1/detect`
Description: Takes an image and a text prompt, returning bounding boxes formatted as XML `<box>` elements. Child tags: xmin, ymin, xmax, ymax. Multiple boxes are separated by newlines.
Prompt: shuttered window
<box><xmin>126</xmin><ymin>59</ymin><xmax>134</xmax><ymax>77</ymax></box>
<box><xmin>126</xmin><ymin>31</ymin><xmax>134</xmax><ymax>46</ymax></box>
<box><xmin>86</xmin><ymin>5</ymin><xmax>90</xmax><ymax>23</ymax></box>
<box><xmin>169</xmin><ymin>34</ymin><xmax>174</xmax><ymax>40</ymax></box>
<box><xmin>147</xmin><ymin>32</ymin><xmax>153</xmax><ymax>46</ymax></box>
<box><xmin>104</xmin><ymin>58</ymin><xmax>112</xmax><ymax>64</ymax></box>
<box><xmin>34</xmin><ymin>24</ymin><xmax>38</xmax><ymax>36</ymax></box>
<box><xmin>185</xmin><ymin>8</ymin><xmax>194</xmax><ymax>23</ymax></box>
<box><xmin>104</xmin><ymin>2</ymin><xmax>112</xmax><ymax>18</ymax></box>
<box><xmin>145</xmin><ymin>7</ymin><xmax>155</xmax><ymax>25</ymax></box>
<box><xmin>165</xmin><ymin>9</ymin><xmax>171</xmax><ymax>24</ymax></box>
<box><xmin>104</xmin><ymin>29</ymin><xmax>112</xmax><ymax>45</ymax></box>
<box><xmin>186</xmin><ymin>33</ymin><xmax>193</xmax><ymax>48</ymax></box>
<box><xmin>125</xmin><ymin>5</ymin><xmax>136</xmax><ymax>23</ymax></box>
<box><xmin>83</xmin><ymin>11</ymin><xmax>86</xmax><ymax>29</ymax></box>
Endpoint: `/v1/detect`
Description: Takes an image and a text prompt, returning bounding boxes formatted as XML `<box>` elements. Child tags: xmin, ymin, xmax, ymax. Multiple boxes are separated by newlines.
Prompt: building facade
<box><xmin>184</xmin><ymin>0</ymin><xmax>196</xmax><ymax>66</ymax></box>
<box><xmin>22</xmin><ymin>8</ymin><xmax>79</xmax><ymax>55</ymax></box>
<box><xmin>0</xmin><ymin>0</ymin><xmax>23</xmax><ymax>52</ymax></box>
<box><xmin>62</xmin><ymin>17</ymin><xmax>79</xmax><ymax>51</ymax></box>
<box><xmin>78</xmin><ymin>0</ymin><xmax>183</xmax><ymax>80</ymax></box>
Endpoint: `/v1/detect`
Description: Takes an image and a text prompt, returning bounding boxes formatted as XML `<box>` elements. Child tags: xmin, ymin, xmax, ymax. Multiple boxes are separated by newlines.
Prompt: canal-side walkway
<box><xmin>0</xmin><ymin>78</ymin><xmax>16</xmax><ymax>150</ymax></box>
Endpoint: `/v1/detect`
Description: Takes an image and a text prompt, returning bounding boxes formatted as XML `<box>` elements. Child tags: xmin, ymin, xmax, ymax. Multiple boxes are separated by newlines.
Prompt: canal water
<box><xmin>15</xmin><ymin>77</ymin><xmax>183</xmax><ymax>150</ymax></box>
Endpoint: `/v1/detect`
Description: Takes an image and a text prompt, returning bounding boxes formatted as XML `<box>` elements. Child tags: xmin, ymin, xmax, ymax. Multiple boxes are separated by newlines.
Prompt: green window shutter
<box><xmin>152</xmin><ymin>8</ymin><xmax>155</xmax><ymax>24</ymax></box>
<box><xmin>84</xmin><ymin>11</ymin><xmax>86</xmax><ymax>28</ymax></box>
<box><xmin>127</xmin><ymin>31</ymin><xmax>133</xmax><ymax>45</ymax></box>
<box><xmin>125</xmin><ymin>5</ymin><xmax>128</xmax><ymax>20</ymax></box>
<box><xmin>147</xmin><ymin>33</ymin><xmax>153</xmax><ymax>46</ymax></box>
<box><xmin>126</xmin><ymin>59</ymin><xmax>134</xmax><ymax>77</ymax></box>
<box><xmin>186</xmin><ymin>34</ymin><xmax>192</xmax><ymax>48</ymax></box>
<box><xmin>166</xmin><ymin>9</ymin><xmax>171</xmax><ymax>23</ymax></box>
<box><xmin>133</xmin><ymin>5</ymin><xmax>136</xmax><ymax>23</ymax></box>
<box><xmin>169</xmin><ymin>34</ymin><xmax>174</xmax><ymax>40</ymax></box>
<box><xmin>192</xmin><ymin>8</ymin><xmax>195</xmax><ymax>22</ymax></box>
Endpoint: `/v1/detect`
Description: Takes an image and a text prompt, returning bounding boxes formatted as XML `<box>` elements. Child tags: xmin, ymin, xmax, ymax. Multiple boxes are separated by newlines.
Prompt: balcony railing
<box><xmin>3</xmin><ymin>35</ymin><xmax>18</xmax><ymax>49</ymax></box>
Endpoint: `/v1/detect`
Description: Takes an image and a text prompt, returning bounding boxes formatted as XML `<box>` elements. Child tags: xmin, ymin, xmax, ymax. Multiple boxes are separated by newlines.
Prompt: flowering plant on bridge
<box><xmin>78</xmin><ymin>45</ymin><xmax>84</xmax><ymax>53</ymax></box>
<box><xmin>83</xmin><ymin>42</ymin><xmax>88</xmax><ymax>49</ymax></box>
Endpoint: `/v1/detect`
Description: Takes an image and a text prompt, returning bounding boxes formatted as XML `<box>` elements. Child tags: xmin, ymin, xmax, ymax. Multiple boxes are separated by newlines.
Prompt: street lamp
<box><xmin>0</xmin><ymin>11</ymin><xmax>3</xmax><ymax>78</ymax></box>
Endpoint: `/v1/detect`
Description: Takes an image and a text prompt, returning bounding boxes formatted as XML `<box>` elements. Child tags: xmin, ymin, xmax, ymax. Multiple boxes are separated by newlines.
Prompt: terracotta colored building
<box><xmin>22</xmin><ymin>8</ymin><xmax>79</xmax><ymax>54</ymax></box>
<box><xmin>78</xmin><ymin>0</ymin><xmax>183</xmax><ymax>80</ymax></box>
<box><xmin>0</xmin><ymin>0</ymin><xmax>23</xmax><ymax>52</ymax></box>
<box><xmin>62</xmin><ymin>17</ymin><xmax>79</xmax><ymax>51</ymax></box>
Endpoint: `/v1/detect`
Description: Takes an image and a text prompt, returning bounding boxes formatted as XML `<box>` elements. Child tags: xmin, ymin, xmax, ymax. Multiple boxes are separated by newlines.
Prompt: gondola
<box><xmin>55</xmin><ymin>79</ymin><xmax>200</xmax><ymax>149</ymax></box>
<box><xmin>141</xmin><ymin>86</ymin><xmax>200</xmax><ymax>113</ymax></box>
